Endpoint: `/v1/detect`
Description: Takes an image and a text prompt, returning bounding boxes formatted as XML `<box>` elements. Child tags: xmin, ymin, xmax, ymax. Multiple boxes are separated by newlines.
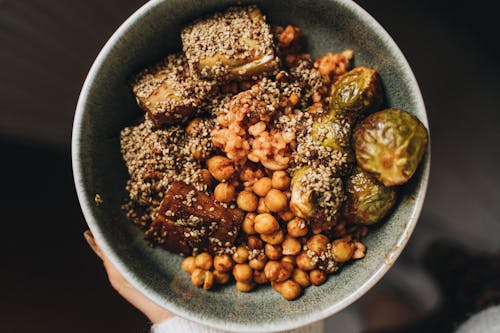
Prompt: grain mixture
<box><xmin>119</xmin><ymin>5</ymin><xmax>402</xmax><ymax>301</ymax></box>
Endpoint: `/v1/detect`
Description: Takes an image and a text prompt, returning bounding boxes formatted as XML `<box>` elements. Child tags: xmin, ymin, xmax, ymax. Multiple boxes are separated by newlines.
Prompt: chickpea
<box><xmin>242</xmin><ymin>213</ymin><xmax>256</xmax><ymax>235</ymax></box>
<box><xmin>264</xmin><ymin>261</ymin><xmax>281</xmax><ymax>281</ymax></box>
<box><xmin>253</xmin><ymin>270</ymin><xmax>268</xmax><ymax>284</ymax></box>
<box><xmin>236</xmin><ymin>191</ymin><xmax>258</xmax><ymax>212</ymax></box>
<box><xmin>260</xmin><ymin>229</ymin><xmax>285</xmax><ymax>245</ymax></box>
<box><xmin>264</xmin><ymin>189</ymin><xmax>288</xmax><ymax>212</ymax></box>
<box><xmin>232</xmin><ymin>245</ymin><xmax>250</xmax><ymax>264</ymax></box>
<box><xmin>287</xmin><ymin>217</ymin><xmax>308</xmax><ymax>237</ymax></box>
<box><xmin>203</xmin><ymin>271</ymin><xmax>215</xmax><ymax>290</ymax></box>
<box><xmin>282</xmin><ymin>236</ymin><xmax>301</xmax><ymax>256</ymax></box>
<box><xmin>309</xmin><ymin>269</ymin><xmax>327</xmax><ymax>286</ymax></box>
<box><xmin>296</xmin><ymin>252</ymin><xmax>317</xmax><ymax>271</ymax></box>
<box><xmin>235</xmin><ymin>281</ymin><xmax>255</xmax><ymax>292</ymax></box>
<box><xmin>306</xmin><ymin>234</ymin><xmax>329</xmax><ymax>254</ymax></box>
<box><xmin>257</xmin><ymin>198</ymin><xmax>270</xmax><ymax>213</ymax></box>
<box><xmin>232</xmin><ymin>264</ymin><xmax>253</xmax><ymax>283</ymax></box>
<box><xmin>253</xmin><ymin>177</ymin><xmax>272</xmax><ymax>197</ymax></box>
<box><xmin>281</xmin><ymin>255</ymin><xmax>296</xmax><ymax>268</ymax></box>
<box><xmin>214</xmin><ymin>182</ymin><xmax>235</xmax><ymax>202</ymax></box>
<box><xmin>272</xmin><ymin>171</ymin><xmax>291</xmax><ymax>190</ymax></box>
<box><xmin>352</xmin><ymin>241</ymin><xmax>366</xmax><ymax>259</ymax></box>
<box><xmin>272</xmin><ymin>280</ymin><xmax>302</xmax><ymax>301</ymax></box>
<box><xmin>247</xmin><ymin>235</ymin><xmax>263</xmax><ymax>250</ymax></box>
<box><xmin>249</xmin><ymin>257</ymin><xmax>267</xmax><ymax>270</ymax></box>
<box><xmin>264</xmin><ymin>243</ymin><xmax>283</xmax><ymax>260</ymax></box>
<box><xmin>331</xmin><ymin>239</ymin><xmax>355</xmax><ymax>263</ymax></box>
<box><xmin>254</xmin><ymin>213</ymin><xmax>280</xmax><ymax>235</ymax></box>
<box><xmin>186</xmin><ymin>118</ymin><xmax>202</xmax><ymax>135</ymax></box>
<box><xmin>206</xmin><ymin>156</ymin><xmax>235</xmax><ymax>182</ymax></box>
<box><xmin>279</xmin><ymin>210</ymin><xmax>295</xmax><ymax>222</ymax></box>
<box><xmin>292</xmin><ymin>268</ymin><xmax>311</xmax><ymax>288</ymax></box>
<box><xmin>182</xmin><ymin>256</ymin><xmax>196</xmax><ymax>274</ymax></box>
<box><xmin>213</xmin><ymin>254</ymin><xmax>233</xmax><ymax>272</ymax></box>
<box><xmin>199</xmin><ymin>169</ymin><xmax>214</xmax><ymax>188</ymax></box>
<box><xmin>213</xmin><ymin>271</ymin><xmax>231</xmax><ymax>285</ymax></box>
<box><xmin>195</xmin><ymin>252</ymin><xmax>213</xmax><ymax>270</ymax></box>
<box><xmin>191</xmin><ymin>268</ymin><xmax>206</xmax><ymax>287</ymax></box>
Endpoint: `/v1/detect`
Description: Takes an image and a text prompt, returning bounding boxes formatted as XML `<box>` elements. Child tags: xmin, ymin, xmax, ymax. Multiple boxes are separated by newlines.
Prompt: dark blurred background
<box><xmin>0</xmin><ymin>0</ymin><xmax>499</xmax><ymax>332</ymax></box>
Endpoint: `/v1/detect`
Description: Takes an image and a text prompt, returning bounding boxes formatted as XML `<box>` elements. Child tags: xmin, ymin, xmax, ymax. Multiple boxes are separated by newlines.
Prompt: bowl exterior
<box><xmin>72</xmin><ymin>0</ymin><xmax>430</xmax><ymax>331</ymax></box>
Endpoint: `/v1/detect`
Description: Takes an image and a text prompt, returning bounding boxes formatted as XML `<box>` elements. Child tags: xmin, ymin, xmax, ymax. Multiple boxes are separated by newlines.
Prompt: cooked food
<box><xmin>330</xmin><ymin>66</ymin><xmax>383</xmax><ymax>123</ymax></box>
<box><xmin>181</xmin><ymin>6</ymin><xmax>279</xmax><ymax>81</ymax></box>
<box><xmin>343</xmin><ymin>167</ymin><xmax>397</xmax><ymax>225</ymax></box>
<box><xmin>132</xmin><ymin>54</ymin><xmax>216</xmax><ymax>126</ymax></box>
<box><xmin>120</xmin><ymin>5</ymin><xmax>428</xmax><ymax>301</ymax></box>
<box><xmin>353</xmin><ymin>108</ymin><xmax>429</xmax><ymax>186</ymax></box>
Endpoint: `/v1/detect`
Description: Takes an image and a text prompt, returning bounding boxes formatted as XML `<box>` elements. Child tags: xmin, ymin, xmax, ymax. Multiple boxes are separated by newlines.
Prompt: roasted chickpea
<box><xmin>261</xmin><ymin>229</ymin><xmax>285</xmax><ymax>245</ymax></box>
<box><xmin>214</xmin><ymin>182</ymin><xmax>235</xmax><ymax>202</ymax></box>
<box><xmin>232</xmin><ymin>245</ymin><xmax>250</xmax><ymax>264</ymax></box>
<box><xmin>296</xmin><ymin>252</ymin><xmax>317</xmax><ymax>271</ymax></box>
<box><xmin>254</xmin><ymin>213</ymin><xmax>280</xmax><ymax>234</ymax></box>
<box><xmin>272</xmin><ymin>280</ymin><xmax>302</xmax><ymax>300</ymax></box>
<box><xmin>182</xmin><ymin>256</ymin><xmax>196</xmax><ymax>274</ymax></box>
<box><xmin>264</xmin><ymin>189</ymin><xmax>288</xmax><ymax>212</ymax></box>
<box><xmin>232</xmin><ymin>264</ymin><xmax>253</xmax><ymax>283</ymax></box>
<box><xmin>306</xmin><ymin>234</ymin><xmax>329</xmax><ymax>254</ymax></box>
<box><xmin>249</xmin><ymin>257</ymin><xmax>267</xmax><ymax>270</ymax></box>
<box><xmin>331</xmin><ymin>239</ymin><xmax>355</xmax><ymax>263</ymax></box>
<box><xmin>265</xmin><ymin>243</ymin><xmax>283</xmax><ymax>260</ymax></box>
<box><xmin>272</xmin><ymin>171</ymin><xmax>291</xmax><ymax>190</ymax></box>
<box><xmin>186</xmin><ymin>118</ymin><xmax>202</xmax><ymax>135</ymax></box>
<box><xmin>203</xmin><ymin>271</ymin><xmax>215</xmax><ymax>290</ymax></box>
<box><xmin>292</xmin><ymin>268</ymin><xmax>311</xmax><ymax>288</ymax></box>
<box><xmin>207</xmin><ymin>156</ymin><xmax>234</xmax><ymax>182</ymax></box>
<box><xmin>287</xmin><ymin>217</ymin><xmax>308</xmax><ymax>237</ymax></box>
<box><xmin>195</xmin><ymin>252</ymin><xmax>213</xmax><ymax>270</ymax></box>
<box><xmin>213</xmin><ymin>271</ymin><xmax>231</xmax><ymax>285</ymax></box>
<box><xmin>199</xmin><ymin>169</ymin><xmax>214</xmax><ymax>188</ymax></box>
<box><xmin>242</xmin><ymin>213</ymin><xmax>256</xmax><ymax>235</ymax></box>
<box><xmin>281</xmin><ymin>255</ymin><xmax>296</xmax><ymax>268</ymax></box>
<box><xmin>253</xmin><ymin>177</ymin><xmax>272</xmax><ymax>197</ymax></box>
<box><xmin>264</xmin><ymin>261</ymin><xmax>281</xmax><ymax>281</ymax></box>
<box><xmin>247</xmin><ymin>235</ymin><xmax>263</xmax><ymax>250</ymax></box>
<box><xmin>352</xmin><ymin>241</ymin><xmax>366</xmax><ymax>259</ymax></box>
<box><xmin>191</xmin><ymin>268</ymin><xmax>206</xmax><ymax>287</ymax></box>
<box><xmin>309</xmin><ymin>269</ymin><xmax>327</xmax><ymax>286</ymax></box>
<box><xmin>213</xmin><ymin>254</ymin><xmax>233</xmax><ymax>272</ymax></box>
<box><xmin>236</xmin><ymin>191</ymin><xmax>258</xmax><ymax>212</ymax></box>
<box><xmin>253</xmin><ymin>270</ymin><xmax>268</xmax><ymax>284</ymax></box>
<box><xmin>235</xmin><ymin>281</ymin><xmax>255</xmax><ymax>292</ymax></box>
<box><xmin>257</xmin><ymin>198</ymin><xmax>270</xmax><ymax>213</ymax></box>
<box><xmin>282</xmin><ymin>236</ymin><xmax>301</xmax><ymax>256</ymax></box>
<box><xmin>279</xmin><ymin>210</ymin><xmax>295</xmax><ymax>222</ymax></box>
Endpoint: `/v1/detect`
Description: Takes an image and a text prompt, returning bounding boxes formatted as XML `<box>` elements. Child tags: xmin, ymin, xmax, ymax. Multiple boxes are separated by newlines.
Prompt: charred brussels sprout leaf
<box><xmin>290</xmin><ymin>166</ymin><xmax>315</xmax><ymax>218</ymax></box>
<box><xmin>353</xmin><ymin>108</ymin><xmax>428</xmax><ymax>186</ymax></box>
<box><xmin>330</xmin><ymin>67</ymin><xmax>383</xmax><ymax>122</ymax></box>
<box><xmin>343</xmin><ymin>167</ymin><xmax>397</xmax><ymax>225</ymax></box>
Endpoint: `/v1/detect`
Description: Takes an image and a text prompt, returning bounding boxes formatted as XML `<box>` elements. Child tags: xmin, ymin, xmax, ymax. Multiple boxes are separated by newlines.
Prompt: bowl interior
<box><xmin>72</xmin><ymin>0</ymin><xmax>429</xmax><ymax>331</ymax></box>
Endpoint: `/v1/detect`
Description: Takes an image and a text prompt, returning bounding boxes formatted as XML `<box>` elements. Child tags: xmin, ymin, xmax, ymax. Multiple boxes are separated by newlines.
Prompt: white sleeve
<box><xmin>151</xmin><ymin>317</ymin><xmax>324</xmax><ymax>333</ymax></box>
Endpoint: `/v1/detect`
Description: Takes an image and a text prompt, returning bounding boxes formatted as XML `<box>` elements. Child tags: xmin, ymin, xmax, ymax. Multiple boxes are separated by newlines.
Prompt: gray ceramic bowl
<box><xmin>72</xmin><ymin>0</ymin><xmax>430</xmax><ymax>331</ymax></box>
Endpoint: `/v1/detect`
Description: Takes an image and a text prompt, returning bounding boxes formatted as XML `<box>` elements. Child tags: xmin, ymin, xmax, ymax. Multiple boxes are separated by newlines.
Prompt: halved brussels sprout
<box><xmin>330</xmin><ymin>66</ymin><xmax>383</xmax><ymax>123</ymax></box>
<box><xmin>343</xmin><ymin>167</ymin><xmax>397</xmax><ymax>225</ymax></box>
<box><xmin>353</xmin><ymin>108</ymin><xmax>428</xmax><ymax>186</ymax></box>
<box><xmin>290</xmin><ymin>166</ymin><xmax>315</xmax><ymax>218</ymax></box>
<box><xmin>311</xmin><ymin>109</ymin><xmax>352</xmax><ymax>151</ymax></box>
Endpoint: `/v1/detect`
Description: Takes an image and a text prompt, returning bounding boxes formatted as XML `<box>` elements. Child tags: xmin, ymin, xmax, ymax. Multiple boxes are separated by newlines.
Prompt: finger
<box><xmin>83</xmin><ymin>230</ymin><xmax>104</xmax><ymax>259</ymax></box>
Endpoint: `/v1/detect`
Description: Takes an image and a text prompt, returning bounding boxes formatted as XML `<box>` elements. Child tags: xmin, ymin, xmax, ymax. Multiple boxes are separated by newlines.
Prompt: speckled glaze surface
<box><xmin>72</xmin><ymin>0</ymin><xmax>430</xmax><ymax>331</ymax></box>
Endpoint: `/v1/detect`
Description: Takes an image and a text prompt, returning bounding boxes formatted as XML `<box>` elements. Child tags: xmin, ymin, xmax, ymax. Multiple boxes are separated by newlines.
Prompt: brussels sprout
<box><xmin>343</xmin><ymin>167</ymin><xmax>397</xmax><ymax>225</ymax></box>
<box><xmin>353</xmin><ymin>108</ymin><xmax>428</xmax><ymax>186</ymax></box>
<box><xmin>290</xmin><ymin>166</ymin><xmax>315</xmax><ymax>218</ymax></box>
<box><xmin>330</xmin><ymin>67</ymin><xmax>383</xmax><ymax>122</ymax></box>
<box><xmin>312</xmin><ymin>109</ymin><xmax>352</xmax><ymax>151</ymax></box>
